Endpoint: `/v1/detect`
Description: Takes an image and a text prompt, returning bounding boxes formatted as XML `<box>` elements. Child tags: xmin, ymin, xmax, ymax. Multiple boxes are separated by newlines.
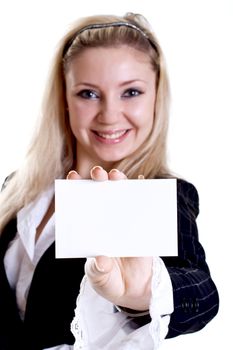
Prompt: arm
<box><xmin>73</xmin><ymin>169</ymin><xmax>219</xmax><ymax>339</ymax></box>
<box><xmin>162</xmin><ymin>180</ymin><xmax>219</xmax><ymax>337</ymax></box>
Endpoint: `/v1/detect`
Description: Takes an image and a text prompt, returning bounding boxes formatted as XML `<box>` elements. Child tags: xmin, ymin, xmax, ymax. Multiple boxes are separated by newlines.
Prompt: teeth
<box><xmin>97</xmin><ymin>130</ymin><xmax>126</xmax><ymax>139</ymax></box>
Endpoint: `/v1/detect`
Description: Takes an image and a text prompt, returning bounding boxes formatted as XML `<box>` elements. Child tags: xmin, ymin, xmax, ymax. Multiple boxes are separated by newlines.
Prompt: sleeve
<box><xmin>115</xmin><ymin>256</ymin><xmax>174</xmax><ymax>347</ymax></box>
<box><xmin>161</xmin><ymin>179</ymin><xmax>219</xmax><ymax>338</ymax></box>
<box><xmin>71</xmin><ymin>262</ymin><xmax>173</xmax><ymax>349</ymax></box>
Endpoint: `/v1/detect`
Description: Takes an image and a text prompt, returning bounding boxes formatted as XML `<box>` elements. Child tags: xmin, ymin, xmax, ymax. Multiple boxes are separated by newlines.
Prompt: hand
<box><xmin>67</xmin><ymin>166</ymin><xmax>152</xmax><ymax>311</ymax></box>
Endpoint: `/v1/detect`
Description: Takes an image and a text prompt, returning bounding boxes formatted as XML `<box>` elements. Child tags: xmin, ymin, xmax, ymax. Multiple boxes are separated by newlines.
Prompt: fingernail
<box><xmin>91</xmin><ymin>165</ymin><xmax>103</xmax><ymax>171</ymax></box>
<box><xmin>90</xmin><ymin>165</ymin><xmax>103</xmax><ymax>177</ymax></box>
<box><xmin>67</xmin><ymin>170</ymin><xmax>78</xmax><ymax>179</ymax></box>
<box><xmin>138</xmin><ymin>174</ymin><xmax>145</xmax><ymax>179</ymax></box>
<box><xmin>109</xmin><ymin>168</ymin><xmax>120</xmax><ymax>175</ymax></box>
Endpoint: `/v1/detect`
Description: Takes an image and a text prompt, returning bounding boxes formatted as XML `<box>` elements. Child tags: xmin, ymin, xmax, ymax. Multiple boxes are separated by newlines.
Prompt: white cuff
<box><xmin>149</xmin><ymin>257</ymin><xmax>174</xmax><ymax>348</ymax></box>
<box><xmin>71</xmin><ymin>257</ymin><xmax>174</xmax><ymax>350</ymax></box>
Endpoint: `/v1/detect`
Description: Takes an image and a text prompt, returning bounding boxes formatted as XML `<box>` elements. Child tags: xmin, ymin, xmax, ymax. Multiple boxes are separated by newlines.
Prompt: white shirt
<box><xmin>4</xmin><ymin>186</ymin><xmax>174</xmax><ymax>350</ymax></box>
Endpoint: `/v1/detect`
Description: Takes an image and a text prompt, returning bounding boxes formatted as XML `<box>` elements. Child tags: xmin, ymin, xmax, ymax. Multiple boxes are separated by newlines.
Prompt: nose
<box><xmin>97</xmin><ymin>95</ymin><xmax>121</xmax><ymax>125</ymax></box>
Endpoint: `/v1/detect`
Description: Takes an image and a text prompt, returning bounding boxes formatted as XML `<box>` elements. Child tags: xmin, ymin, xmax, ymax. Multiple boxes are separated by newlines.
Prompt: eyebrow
<box><xmin>73</xmin><ymin>79</ymin><xmax>147</xmax><ymax>89</ymax></box>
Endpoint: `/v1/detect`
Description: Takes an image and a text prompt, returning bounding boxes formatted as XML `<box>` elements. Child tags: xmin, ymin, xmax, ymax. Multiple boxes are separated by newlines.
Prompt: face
<box><xmin>65</xmin><ymin>45</ymin><xmax>157</xmax><ymax>176</ymax></box>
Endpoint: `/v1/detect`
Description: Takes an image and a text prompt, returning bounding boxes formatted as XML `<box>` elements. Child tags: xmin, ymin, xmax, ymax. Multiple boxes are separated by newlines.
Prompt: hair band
<box><xmin>63</xmin><ymin>21</ymin><xmax>157</xmax><ymax>57</ymax></box>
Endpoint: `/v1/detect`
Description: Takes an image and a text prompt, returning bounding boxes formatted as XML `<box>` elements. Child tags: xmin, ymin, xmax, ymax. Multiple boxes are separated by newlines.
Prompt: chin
<box><xmin>97</xmin><ymin>152</ymin><xmax>130</xmax><ymax>164</ymax></box>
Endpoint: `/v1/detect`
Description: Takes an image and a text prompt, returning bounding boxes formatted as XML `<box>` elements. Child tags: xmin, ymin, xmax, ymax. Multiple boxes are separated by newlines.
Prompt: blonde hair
<box><xmin>0</xmin><ymin>13</ymin><xmax>172</xmax><ymax>233</ymax></box>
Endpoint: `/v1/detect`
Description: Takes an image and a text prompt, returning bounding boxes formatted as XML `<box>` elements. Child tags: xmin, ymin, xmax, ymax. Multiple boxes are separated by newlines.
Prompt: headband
<box><xmin>63</xmin><ymin>21</ymin><xmax>158</xmax><ymax>57</ymax></box>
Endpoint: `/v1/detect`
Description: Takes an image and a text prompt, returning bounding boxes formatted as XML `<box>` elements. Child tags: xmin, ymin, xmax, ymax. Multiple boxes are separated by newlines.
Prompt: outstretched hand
<box><xmin>67</xmin><ymin>166</ymin><xmax>153</xmax><ymax>311</ymax></box>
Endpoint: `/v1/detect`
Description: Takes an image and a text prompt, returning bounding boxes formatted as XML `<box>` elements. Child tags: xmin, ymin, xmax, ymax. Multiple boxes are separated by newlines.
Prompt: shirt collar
<box><xmin>17</xmin><ymin>185</ymin><xmax>54</xmax><ymax>261</ymax></box>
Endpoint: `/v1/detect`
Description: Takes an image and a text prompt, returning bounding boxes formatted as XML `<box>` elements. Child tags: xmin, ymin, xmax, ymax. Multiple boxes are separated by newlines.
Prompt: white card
<box><xmin>55</xmin><ymin>179</ymin><xmax>178</xmax><ymax>258</ymax></box>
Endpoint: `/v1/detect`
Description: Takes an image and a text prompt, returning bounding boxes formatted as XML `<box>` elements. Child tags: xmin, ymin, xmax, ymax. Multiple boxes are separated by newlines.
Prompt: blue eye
<box><xmin>77</xmin><ymin>89</ymin><xmax>99</xmax><ymax>99</ymax></box>
<box><xmin>122</xmin><ymin>89</ymin><xmax>142</xmax><ymax>98</ymax></box>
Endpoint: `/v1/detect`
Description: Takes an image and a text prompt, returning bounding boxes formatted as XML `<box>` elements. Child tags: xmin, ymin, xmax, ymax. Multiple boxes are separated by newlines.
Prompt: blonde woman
<box><xmin>0</xmin><ymin>13</ymin><xmax>219</xmax><ymax>350</ymax></box>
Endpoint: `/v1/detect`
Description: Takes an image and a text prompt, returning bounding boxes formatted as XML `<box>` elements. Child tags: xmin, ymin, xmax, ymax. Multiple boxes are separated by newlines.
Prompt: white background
<box><xmin>0</xmin><ymin>0</ymin><xmax>232</xmax><ymax>348</ymax></box>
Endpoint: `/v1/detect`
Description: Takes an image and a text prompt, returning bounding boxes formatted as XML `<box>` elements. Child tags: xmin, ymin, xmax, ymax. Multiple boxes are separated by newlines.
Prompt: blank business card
<box><xmin>55</xmin><ymin>179</ymin><xmax>178</xmax><ymax>258</ymax></box>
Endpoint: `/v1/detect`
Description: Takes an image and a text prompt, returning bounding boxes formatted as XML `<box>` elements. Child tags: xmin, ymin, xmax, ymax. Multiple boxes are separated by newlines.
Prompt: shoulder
<box><xmin>176</xmin><ymin>179</ymin><xmax>199</xmax><ymax>219</ymax></box>
<box><xmin>176</xmin><ymin>178</ymin><xmax>199</xmax><ymax>201</ymax></box>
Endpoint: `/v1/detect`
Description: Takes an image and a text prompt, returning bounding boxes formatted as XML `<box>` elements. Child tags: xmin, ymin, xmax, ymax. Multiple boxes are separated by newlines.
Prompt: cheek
<box><xmin>68</xmin><ymin>104</ymin><xmax>90</xmax><ymax>132</ymax></box>
<box><xmin>69</xmin><ymin>113</ymin><xmax>80</xmax><ymax>133</ymax></box>
<box><xmin>130</xmin><ymin>102</ymin><xmax>154</xmax><ymax>131</ymax></box>
<box><xmin>68</xmin><ymin>115</ymin><xmax>87</xmax><ymax>141</ymax></box>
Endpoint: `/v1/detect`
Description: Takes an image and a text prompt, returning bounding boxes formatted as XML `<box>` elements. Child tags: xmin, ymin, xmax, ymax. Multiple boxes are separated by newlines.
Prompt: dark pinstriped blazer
<box><xmin>0</xmin><ymin>178</ymin><xmax>219</xmax><ymax>349</ymax></box>
<box><xmin>162</xmin><ymin>180</ymin><xmax>219</xmax><ymax>337</ymax></box>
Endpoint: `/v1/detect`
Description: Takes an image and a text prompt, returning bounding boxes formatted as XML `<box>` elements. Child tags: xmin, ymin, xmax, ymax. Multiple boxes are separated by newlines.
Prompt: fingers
<box><xmin>67</xmin><ymin>166</ymin><xmax>129</xmax><ymax>181</ymax></box>
<box><xmin>66</xmin><ymin>170</ymin><xmax>82</xmax><ymax>180</ymax></box>
<box><xmin>108</xmin><ymin>169</ymin><xmax>143</xmax><ymax>180</ymax></box>
<box><xmin>90</xmin><ymin>166</ymin><xmax>108</xmax><ymax>181</ymax></box>
<box><xmin>90</xmin><ymin>166</ymin><xmax>127</xmax><ymax>180</ymax></box>
<box><xmin>108</xmin><ymin>169</ymin><xmax>127</xmax><ymax>180</ymax></box>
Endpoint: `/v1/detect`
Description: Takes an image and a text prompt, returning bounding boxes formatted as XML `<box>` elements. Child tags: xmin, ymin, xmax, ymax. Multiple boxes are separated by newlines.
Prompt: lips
<box><xmin>91</xmin><ymin>129</ymin><xmax>130</xmax><ymax>144</ymax></box>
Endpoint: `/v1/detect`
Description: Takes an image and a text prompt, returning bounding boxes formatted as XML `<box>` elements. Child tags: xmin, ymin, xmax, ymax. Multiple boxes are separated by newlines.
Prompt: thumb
<box><xmin>85</xmin><ymin>256</ymin><xmax>113</xmax><ymax>280</ymax></box>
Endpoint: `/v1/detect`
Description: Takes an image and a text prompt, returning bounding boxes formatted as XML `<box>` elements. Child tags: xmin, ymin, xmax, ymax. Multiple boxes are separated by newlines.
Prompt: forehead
<box><xmin>65</xmin><ymin>45</ymin><xmax>155</xmax><ymax>83</ymax></box>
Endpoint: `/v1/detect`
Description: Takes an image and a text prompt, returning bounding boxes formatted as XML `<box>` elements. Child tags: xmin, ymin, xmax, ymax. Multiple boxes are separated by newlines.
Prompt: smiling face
<box><xmin>65</xmin><ymin>45</ymin><xmax>157</xmax><ymax>177</ymax></box>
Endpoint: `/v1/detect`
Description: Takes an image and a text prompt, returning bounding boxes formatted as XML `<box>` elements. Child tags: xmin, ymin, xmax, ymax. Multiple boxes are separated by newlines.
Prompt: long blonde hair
<box><xmin>0</xmin><ymin>13</ymin><xmax>172</xmax><ymax>233</ymax></box>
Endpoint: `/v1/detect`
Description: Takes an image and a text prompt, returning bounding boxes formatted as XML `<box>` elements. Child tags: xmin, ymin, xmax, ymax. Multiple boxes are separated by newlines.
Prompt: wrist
<box><xmin>115</xmin><ymin>305</ymin><xmax>149</xmax><ymax>317</ymax></box>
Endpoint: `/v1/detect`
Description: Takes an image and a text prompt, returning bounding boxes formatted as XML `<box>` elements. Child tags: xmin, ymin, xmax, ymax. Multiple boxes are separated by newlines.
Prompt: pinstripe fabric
<box><xmin>162</xmin><ymin>180</ymin><xmax>219</xmax><ymax>337</ymax></box>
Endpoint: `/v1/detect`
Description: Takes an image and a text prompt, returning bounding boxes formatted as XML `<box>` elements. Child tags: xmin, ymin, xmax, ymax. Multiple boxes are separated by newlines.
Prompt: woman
<box><xmin>0</xmin><ymin>13</ymin><xmax>219</xmax><ymax>350</ymax></box>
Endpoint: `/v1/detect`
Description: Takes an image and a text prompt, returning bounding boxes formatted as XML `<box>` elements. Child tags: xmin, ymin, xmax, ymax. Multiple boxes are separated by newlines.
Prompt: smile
<box><xmin>92</xmin><ymin>129</ymin><xmax>130</xmax><ymax>144</ymax></box>
<box><xmin>95</xmin><ymin>130</ymin><xmax>127</xmax><ymax>139</ymax></box>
